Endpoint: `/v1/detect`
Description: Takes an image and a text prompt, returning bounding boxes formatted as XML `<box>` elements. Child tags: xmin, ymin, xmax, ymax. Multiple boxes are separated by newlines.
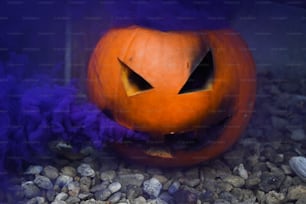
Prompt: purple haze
<box><xmin>0</xmin><ymin>53</ymin><xmax>148</xmax><ymax>189</ymax></box>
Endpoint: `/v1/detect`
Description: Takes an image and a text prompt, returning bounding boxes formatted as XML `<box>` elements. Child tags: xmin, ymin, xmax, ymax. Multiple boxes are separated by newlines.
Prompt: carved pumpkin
<box><xmin>88</xmin><ymin>26</ymin><xmax>256</xmax><ymax>167</ymax></box>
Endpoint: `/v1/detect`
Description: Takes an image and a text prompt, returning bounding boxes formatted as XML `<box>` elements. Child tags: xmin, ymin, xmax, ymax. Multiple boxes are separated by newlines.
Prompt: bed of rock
<box><xmin>2</xmin><ymin>71</ymin><xmax>306</xmax><ymax>204</ymax></box>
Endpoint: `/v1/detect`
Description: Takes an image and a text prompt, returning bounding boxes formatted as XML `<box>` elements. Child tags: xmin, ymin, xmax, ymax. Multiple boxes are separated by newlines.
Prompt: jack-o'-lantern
<box><xmin>87</xmin><ymin>26</ymin><xmax>256</xmax><ymax>167</ymax></box>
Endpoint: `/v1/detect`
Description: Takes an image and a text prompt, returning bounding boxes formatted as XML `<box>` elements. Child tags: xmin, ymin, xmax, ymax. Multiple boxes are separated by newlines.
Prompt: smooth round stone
<box><xmin>65</xmin><ymin>196</ymin><xmax>80</xmax><ymax>203</ymax></box>
<box><xmin>147</xmin><ymin>198</ymin><xmax>168</xmax><ymax>204</ymax></box>
<box><xmin>159</xmin><ymin>192</ymin><xmax>174</xmax><ymax>203</ymax></box>
<box><xmin>143</xmin><ymin>178</ymin><xmax>162</xmax><ymax>198</ymax></box>
<box><xmin>80</xmin><ymin>176</ymin><xmax>92</xmax><ymax>192</ymax></box>
<box><xmin>55</xmin><ymin>192</ymin><xmax>68</xmax><ymax>201</ymax></box>
<box><xmin>78</xmin><ymin>192</ymin><xmax>93</xmax><ymax>200</ymax></box>
<box><xmin>34</xmin><ymin>175</ymin><xmax>53</xmax><ymax>190</ymax></box>
<box><xmin>264</xmin><ymin>191</ymin><xmax>285</xmax><ymax>204</ymax></box>
<box><xmin>100</xmin><ymin>170</ymin><xmax>116</xmax><ymax>181</ymax></box>
<box><xmin>77</xmin><ymin>164</ymin><xmax>95</xmax><ymax>177</ymax></box>
<box><xmin>25</xmin><ymin>165</ymin><xmax>43</xmax><ymax>175</ymax></box>
<box><xmin>95</xmin><ymin>189</ymin><xmax>112</xmax><ymax>201</ymax></box>
<box><xmin>134</xmin><ymin>196</ymin><xmax>147</xmax><ymax>204</ymax></box>
<box><xmin>55</xmin><ymin>175</ymin><xmax>73</xmax><ymax>188</ymax></box>
<box><xmin>287</xmin><ymin>185</ymin><xmax>306</xmax><ymax>200</ymax></box>
<box><xmin>153</xmin><ymin>175</ymin><xmax>168</xmax><ymax>184</ymax></box>
<box><xmin>67</xmin><ymin>181</ymin><xmax>80</xmax><ymax>196</ymax></box>
<box><xmin>214</xmin><ymin>199</ymin><xmax>231</xmax><ymax>204</ymax></box>
<box><xmin>61</xmin><ymin>166</ymin><xmax>77</xmax><ymax>177</ymax></box>
<box><xmin>43</xmin><ymin>165</ymin><xmax>59</xmax><ymax>180</ymax></box>
<box><xmin>127</xmin><ymin>186</ymin><xmax>142</xmax><ymax>200</ymax></box>
<box><xmin>51</xmin><ymin>200</ymin><xmax>66</xmax><ymax>204</ymax></box>
<box><xmin>289</xmin><ymin>156</ymin><xmax>306</xmax><ymax>181</ymax></box>
<box><xmin>222</xmin><ymin>175</ymin><xmax>245</xmax><ymax>188</ymax></box>
<box><xmin>234</xmin><ymin>163</ymin><xmax>248</xmax><ymax>179</ymax></box>
<box><xmin>117</xmin><ymin>173</ymin><xmax>145</xmax><ymax>187</ymax></box>
<box><xmin>46</xmin><ymin>189</ymin><xmax>56</xmax><ymax>202</ymax></box>
<box><xmin>21</xmin><ymin>181</ymin><xmax>41</xmax><ymax>199</ymax></box>
<box><xmin>108</xmin><ymin>182</ymin><xmax>121</xmax><ymax>193</ymax></box>
<box><xmin>90</xmin><ymin>181</ymin><xmax>109</xmax><ymax>192</ymax></box>
<box><xmin>108</xmin><ymin>192</ymin><xmax>122</xmax><ymax>203</ymax></box>
<box><xmin>168</xmin><ymin>181</ymin><xmax>180</xmax><ymax>195</ymax></box>
<box><xmin>184</xmin><ymin>178</ymin><xmax>200</xmax><ymax>187</ymax></box>
<box><xmin>259</xmin><ymin>172</ymin><xmax>285</xmax><ymax>193</ymax></box>
<box><xmin>27</xmin><ymin>196</ymin><xmax>46</xmax><ymax>204</ymax></box>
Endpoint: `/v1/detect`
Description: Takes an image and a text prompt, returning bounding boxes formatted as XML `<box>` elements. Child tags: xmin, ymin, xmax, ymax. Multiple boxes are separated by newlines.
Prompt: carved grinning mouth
<box><xmin>120</xmin><ymin>115</ymin><xmax>232</xmax><ymax>157</ymax></box>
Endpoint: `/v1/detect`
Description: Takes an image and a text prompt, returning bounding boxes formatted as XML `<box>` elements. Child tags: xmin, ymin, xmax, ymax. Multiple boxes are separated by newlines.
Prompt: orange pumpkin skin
<box><xmin>88</xmin><ymin>26</ymin><xmax>256</xmax><ymax>167</ymax></box>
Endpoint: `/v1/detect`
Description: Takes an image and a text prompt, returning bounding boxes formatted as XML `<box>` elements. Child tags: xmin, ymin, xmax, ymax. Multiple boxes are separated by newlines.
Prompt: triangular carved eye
<box><xmin>179</xmin><ymin>50</ymin><xmax>214</xmax><ymax>94</ymax></box>
<box><xmin>119</xmin><ymin>58</ymin><xmax>153</xmax><ymax>96</ymax></box>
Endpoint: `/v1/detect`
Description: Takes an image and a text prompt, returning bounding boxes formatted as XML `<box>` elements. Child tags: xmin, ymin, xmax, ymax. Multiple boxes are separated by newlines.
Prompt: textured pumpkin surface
<box><xmin>88</xmin><ymin>26</ymin><xmax>256</xmax><ymax>167</ymax></box>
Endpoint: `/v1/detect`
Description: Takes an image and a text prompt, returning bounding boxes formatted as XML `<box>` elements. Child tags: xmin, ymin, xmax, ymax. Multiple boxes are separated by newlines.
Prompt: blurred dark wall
<box><xmin>0</xmin><ymin>0</ymin><xmax>238</xmax><ymax>84</ymax></box>
<box><xmin>0</xmin><ymin>0</ymin><xmax>305</xmax><ymax>86</ymax></box>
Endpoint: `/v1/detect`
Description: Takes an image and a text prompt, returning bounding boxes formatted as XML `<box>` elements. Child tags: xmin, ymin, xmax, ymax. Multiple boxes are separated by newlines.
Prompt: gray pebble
<box><xmin>134</xmin><ymin>196</ymin><xmax>147</xmax><ymax>204</ymax></box>
<box><xmin>108</xmin><ymin>181</ymin><xmax>121</xmax><ymax>193</ymax></box>
<box><xmin>80</xmin><ymin>176</ymin><xmax>91</xmax><ymax>192</ymax></box>
<box><xmin>25</xmin><ymin>165</ymin><xmax>43</xmax><ymax>175</ymax></box>
<box><xmin>231</xmin><ymin>188</ymin><xmax>255</xmax><ymax>201</ymax></box>
<box><xmin>61</xmin><ymin>166</ymin><xmax>77</xmax><ymax>177</ymax></box>
<box><xmin>245</xmin><ymin>174</ymin><xmax>261</xmax><ymax>188</ymax></box>
<box><xmin>100</xmin><ymin>170</ymin><xmax>116</xmax><ymax>181</ymax></box>
<box><xmin>281</xmin><ymin>164</ymin><xmax>292</xmax><ymax>175</ymax></box>
<box><xmin>214</xmin><ymin>199</ymin><xmax>231</xmax><ymax>204</ymax></box>
<box><xmin>55</xmin><ymin>175</ymin><xmax>73</xmax><ymax>188</ymax></box>
<box><xmin>90</xmin><ymin>181</ymin><xmax>109</xmax><ymax>192</ymax></box>
<box><xmin>296</xmin><ymin>198</ymin><xmax>306</xmax><ymax>204</ymax></box>
<box><xmin>65</xmin><ymin>196</ymin><xmax>80</xmax><ymax>204</ymax></box>
<box><xmin>184</xmin><ymin>178</ymin><xmax>200</xmax><ymax>187</ymax></box>
<box><xmin>79</xmin><ymin>198</ymin><xmax>95</xmax><ymax>204</ymax></box>
<box><xmin>147</xmin><ymin>198</ymin><xmax>168</xmax><ymax>204</ymax></box>
<box><xmin>168</xmin><ymin>181</ymin><xmax>180</xmax><ymax>194</ymax></box>
<box><xmin>289</xmin><ymin>156</ymin><xmax>306</xmax><ymax>181</ymax></box>
<box><xmin>222</xmin><ymin>175</ymin><xmax>245</xmax><ymax>188</ymax></box>
<box><xmin>55</xmin><ymin>192</ymin><xmax>69</xmax><ymax>201</ymax></box>
<box><xmin>143</xmin><ymin>178</ymin><xmax>162</xmax><ymax>198</ymax></box>
<box><xmin>22</xmin><ymin>181</ymin><xmax>41</xmax><ymax>199</ymax></box>
<box><xmin>26</xmin><ymin>196</ymin><xmax>46</xmax><ymax>204</ymax></box>
<box><xmin>117</xmin><ymin>173</ymin><xmax>144</xmax><ymax>187</ymax></box>
<box><xmin>219</xmin><ymin>191</ymin><xmax>238</xmax><ymax>203</ymax></box>
<box><xmin>173</xmin><ymin>189</ymin><xmax>198</xmax><ymax>204</ymax></box>
<box><xmin>287</xmin><ymin>185</ymin><xmax>306</xmax><ymax>201</ymax></box>
<box><xmin>95</xmin><ymin>189</ymin><xmax>112</xmax><ymax>201</ymax></box>
<box><xmin>153</xmin><ymin>175</ymin><xmax>168</xmax><ymax>184</ymax></box>
<box><xmin>259</xmin><ymin>172</ymin><xmax>285</xmax><ymax>192</ymax></box>
<box><xmin>108</xmin><ymin>192</ymin><xmax>122</xmax><ymax>203</ymax></box>
<box><xmin>51</xmin><ymin>200</ymin><xmax>67</xmax><ymax>204</ymax></box>
<box><xmin>127</xmin><ymin>186</ymin><xmax>142</xmax><ymax>200</ymax></box>
<box><xmin>43</xmin><ymin>165</ymin><xmax>59</xmax><ymax>180</ymax></box>
<box><xmin>234</xmin><ymin>163</ymin><xmax>248</xmax><ymax>179</ymax></box>
<box><xmin>264</xmin><ymin>191</ymin><xmax>285</xmax><ymax>204</ymax></box>
<box><xmin>68</xmin><ymin>181</ymin><xmax>80</xmax><ymax>197</ymax></box>
<box><xmin>159</xmin><ymin>192</ymin><xmax>174</xmax><ymax>203</ymax></box>
<box><xmin>78</xmin><ymin>192</ymin><xmax>93</xmax><ymax>200</ymax></box>
<box><xmin>46</xmin><ymin>189</ymin><xmax>56</xmax><ymax>202</ymax></box>
<box><xmin>77</xmin><ymin>164</ymin><xmax>95</xmax><ymax>177</ymax></box>
<box><xmin>34</xmin><ymin>175</ymin><xmax>53</xmax><ymax>190</ymax></box>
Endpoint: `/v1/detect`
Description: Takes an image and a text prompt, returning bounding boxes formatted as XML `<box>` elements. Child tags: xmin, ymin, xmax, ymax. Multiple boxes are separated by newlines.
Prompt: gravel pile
<box><xmin>3</xmin><ymin>71</ymin><xmax>306</xmax><ymax>204</ymax></box>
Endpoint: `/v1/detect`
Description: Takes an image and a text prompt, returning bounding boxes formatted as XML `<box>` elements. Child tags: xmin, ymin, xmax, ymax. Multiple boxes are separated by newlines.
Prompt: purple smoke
<box><xmin>0</xmin><ymin>53</ymin><xmax>149</xmax><ymax>189</ymax></box>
